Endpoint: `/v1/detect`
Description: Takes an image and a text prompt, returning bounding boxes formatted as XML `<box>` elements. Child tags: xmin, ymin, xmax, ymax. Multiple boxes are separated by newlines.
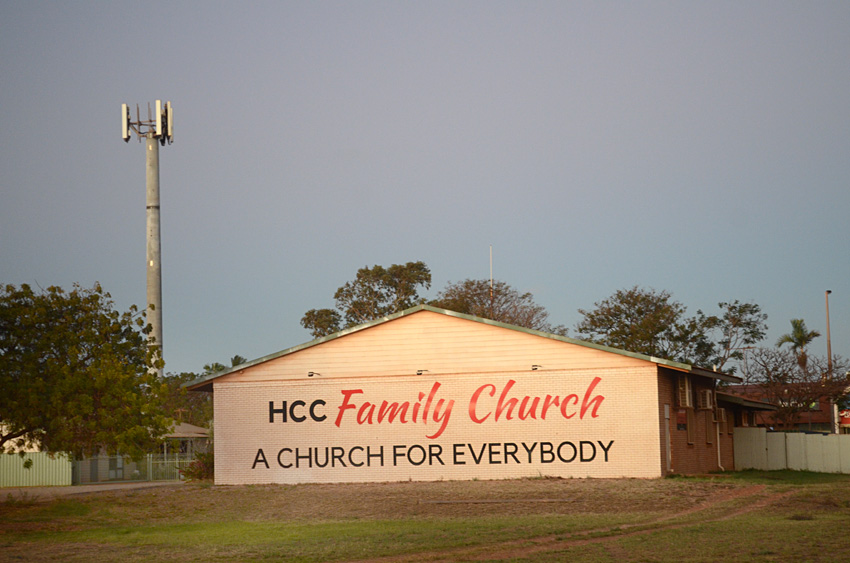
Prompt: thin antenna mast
<box><xmin>489</xmin><ymin>245</ymin><xmax>494</xmax><ymax>318</ymax></box>
<box><xmin>121</xmin><ymin>100</ymin><xmax>173</xmax><ymax>376</ymax></box>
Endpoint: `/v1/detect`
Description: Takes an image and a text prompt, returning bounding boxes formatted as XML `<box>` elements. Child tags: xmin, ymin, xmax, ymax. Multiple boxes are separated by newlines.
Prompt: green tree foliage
<box><xmin>430</xmin><ymin>279</ymin><xmax>560</xmax><ymax>332</ymax></box>
<box><xmin>0</xmin><ymin>283</ymin><xmax>169</xmax><ymax>459</ymax></box>
<box><xmin>776</xmin><ymin>318</ymin><xmax>821</xmax><ymax>369</ymax></box>
<box><xmin>162</xmin><ymin>356</ymin><xmax>247</xmax><ymax>429</ymax></box>
<box><xmin>161</xmin><ymin>372</ymin><xmax>214</xmax><ymax>429</ymax></box>
<box><xmin>301</xmin><ymin>261</ymin><xmax>431</xmax><ymax>338</ymax></box>
<box><xmin>202</xmin><ymin>355</ymin><xmax>247</xmax><ymax>375</ymax></box>
<box><xmin>574</xmin><ymin>286</ymin><xmax>767</xmax><ymax>371</ymax></box>
<box><xmin>711</xmin><ymin>300</ymin><xmax>769</xmax><ymax>371</ymax></box>
<box><xmin>575</xmin><ymin>286</ymin><xmax>708</xmax><ymax>364</ymax></box>
<box><xmin>179</xmin><ymin>450</ymin><xmax>214</xmax><ymax>481</ymax></box>
<box><xmin>300</xmin><ymin>308</ymin><xmax>343</xmax><ymax>339</ymax></box>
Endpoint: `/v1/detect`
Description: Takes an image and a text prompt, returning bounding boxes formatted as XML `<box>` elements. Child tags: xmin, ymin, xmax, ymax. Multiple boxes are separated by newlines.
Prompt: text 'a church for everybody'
<box><xmin>187</xmin><ymin>305</ymin><xmax>770</xmax><ymax>485</ymax></box>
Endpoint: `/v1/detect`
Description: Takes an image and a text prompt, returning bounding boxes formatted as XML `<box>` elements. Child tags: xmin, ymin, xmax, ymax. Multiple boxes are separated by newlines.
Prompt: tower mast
<box><xmin>122</xmin><ymin>100</ymin><xmax>173</xmax><ymax>375</ymax></box>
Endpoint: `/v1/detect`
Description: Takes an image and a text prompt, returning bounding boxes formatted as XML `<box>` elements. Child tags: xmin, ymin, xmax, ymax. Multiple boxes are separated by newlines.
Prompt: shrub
<box><xmin>180</xmin><ymin>451</ymin><xmax>214</xmax><ymax>481</ymax></box>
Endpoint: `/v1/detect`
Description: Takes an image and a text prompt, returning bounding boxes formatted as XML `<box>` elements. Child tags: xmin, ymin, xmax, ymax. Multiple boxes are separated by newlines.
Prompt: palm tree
<box><xmin>776</xmin><ymin>319</ymin><xmax>820</xmax><ymax>369</ymax></box>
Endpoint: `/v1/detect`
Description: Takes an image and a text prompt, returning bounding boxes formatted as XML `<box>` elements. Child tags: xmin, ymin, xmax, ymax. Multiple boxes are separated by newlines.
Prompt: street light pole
<box><xmin>826</xmin><ymin>290</ymin><xmax>835</xmax><ymax>432</ymax></box>
<box><xmin>826</xmin><ymin>290</ymin><xmax>833</xmax><ymax>370</ymax></box>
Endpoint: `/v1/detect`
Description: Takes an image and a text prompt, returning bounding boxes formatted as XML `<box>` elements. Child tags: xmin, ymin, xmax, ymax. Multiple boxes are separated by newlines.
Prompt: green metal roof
<box><xmin>185</xmin><ymin>304</ymin><xmax>741</xmax><ymax>391</ymax></box>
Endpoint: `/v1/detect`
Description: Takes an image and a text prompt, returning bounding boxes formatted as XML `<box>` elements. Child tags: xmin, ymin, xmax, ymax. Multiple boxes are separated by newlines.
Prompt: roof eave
<box><xmin>716</xmin><ymin>391</ymin><xmax>777</xmax><ymax>411</ymax></box>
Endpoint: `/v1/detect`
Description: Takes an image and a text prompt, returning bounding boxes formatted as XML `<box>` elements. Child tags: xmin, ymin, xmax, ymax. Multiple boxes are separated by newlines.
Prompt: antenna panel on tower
<box><xmin>155</xmin><ymin>100</ymin><xmax>163</xmax><ymax>137</ymax></box>
<box><xmin>121</xmin><ymin>103</ymin><xmax>131</xmax><ymax>141</ymax></box>
<box><xmin>165</xmin><ymin>101</ymin><xmax>173</xmax><ymax>140</ymax></box>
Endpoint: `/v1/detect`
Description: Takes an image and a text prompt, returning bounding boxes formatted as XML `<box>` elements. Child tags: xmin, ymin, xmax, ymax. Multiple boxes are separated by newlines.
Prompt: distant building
<box><xmin>162</xmin><ymin>421</ymin><xmax>210</xmax><ymax>456</ymax></box>
<box><xmin>726</xmin><ymin>384</ymin><xmax>842</xmax><ymax>433</ymax></box>
<box><xmin>1</xmin><ymin>421</ymin><xmax>209</xmax><ymax>487</ymax></box>
<box><xmin>189</xmin><ymin>305</ymin><xmax>771</xmax><ymax>484</ymax></box>
<box><xmin>71</xmin><ymin>421</ymin><xmax>209</xmax><ymax>484</ymax></box>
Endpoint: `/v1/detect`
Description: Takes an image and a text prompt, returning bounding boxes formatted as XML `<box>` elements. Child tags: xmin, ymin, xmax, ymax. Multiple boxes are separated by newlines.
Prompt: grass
<box><xmin>672</xmin><ymin>469</ymin><xmax>850</xmax><ymax>485</ymax></box>
<box><xmin>2</xmin><ymin>472</ymin><xmax>850</xmax><ymax>562</ymax></box>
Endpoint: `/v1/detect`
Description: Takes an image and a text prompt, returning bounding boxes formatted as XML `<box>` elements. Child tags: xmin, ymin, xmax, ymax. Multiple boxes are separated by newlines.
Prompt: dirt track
<box><xmin>353</xmin><ymin>484</ymin><xmax>797</xmax><ymax>562</ymax></box>
<box><xmin>2</xmin><ymin>481</ymin><xmax>184</xmax><ymax>502</ymax></box>
<box><xmin>3</xmin><ymin>476</ymin><xmax>843</xmax><ymax>562</ymax></box>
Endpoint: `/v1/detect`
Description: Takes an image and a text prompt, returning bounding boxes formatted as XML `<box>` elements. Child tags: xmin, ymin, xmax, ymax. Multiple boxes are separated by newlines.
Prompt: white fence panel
<box><xmin>805</xmin><ymin>435</ymin><xmax>824</xmax><ymax>472</ymax></box>
<box><xmin>821</xmin><ymin>435</ymin><xmax>842</xmax><ymax>474</ymax></box>
<box><xmin>785</xmin><ymin>433</ymin><xmax>807</xmax><ymax>471</ymax></box>
<box><xmin>735</xmin><ymin>431</ymin><xmax>850</xmax><ymax>474</ymax></box>
<box><xmin>733</xmin><ymin>428</ymin><xmax>767</xmax><ymax>470</ymax></box>
<box><xmin>766</xmin><ymin>432</ymin><xmax>787</xmax><ymax>471</ymax></box>
<box><xmin>841</xmin><ymin>436</ymin><xmax>850</xmax><ymax>474</ymax></box>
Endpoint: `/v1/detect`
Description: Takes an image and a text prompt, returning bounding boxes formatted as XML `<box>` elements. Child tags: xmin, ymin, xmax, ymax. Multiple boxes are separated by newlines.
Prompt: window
<box><xmin>677</xmin><ymin>375</ymin><xmax>693</xmax><ymax>408</ymax></box>
<box><xmin>715</xmin><ymin>408</ymin><xmax>728</xmax><ymax>434</ymax></box>
<box><xmin>705</xmin><ymin>410</ymin><xmax>714</xmax><ymax>444</ymax></box>
<box><xmin>697</xmin><ymin>389</ymin><xmax>713</xmax><ymax>410</ymax></box>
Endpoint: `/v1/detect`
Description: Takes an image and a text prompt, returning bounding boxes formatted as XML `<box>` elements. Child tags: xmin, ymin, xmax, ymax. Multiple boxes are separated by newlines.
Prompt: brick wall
<box><xmin>657</xmin><ymin>372</ymin><xmax>672</xmax><ymax>475</ymax></box>
<box><xmin>659</xmin><ymin>369</ymin><xmax>730</xmax><ymax>474</ymax></box>
<box><xmin>207</xmin><ymin>310</ymin><xmax>736</xmax><ymax>484</ymax></box>
<box><xmin>214</xmin><ymin>367</ymin><xmax>663</xmax><ymax>484</ymax></box>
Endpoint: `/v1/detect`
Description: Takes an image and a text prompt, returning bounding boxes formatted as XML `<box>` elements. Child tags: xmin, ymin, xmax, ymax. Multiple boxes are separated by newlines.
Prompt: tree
<box><xmin>430</xmin><ymin>279</ymin><xmax>559</xmax><ymax>332</ymax></box>
<box><xmin>161</xmin><ymin>372</ymin><xmax>214</xmax><ymax>428</ymax></box>
<box><xmin>710</xmin><ymin>301</ymin><xmax>769</xmax><ymax>373</ymax></box>
<box><xmin>301</xmin><ymin>261</ymin><xmax>431</xmax><ymax>338</ymax></box>
<box><xmin>574</xmin><ymin>287</ymin><xmax>769</xmax><ymax>370</ymax></box>
<box><xmin>300</xmin><ymin>308</ymin><xmax>343</xmax><ymax>339</ymax></box>
<box><xmin>202</xmin><ymin>355</ymin><xmax>248</xmax><ymax>375</ymax></box>
<box><xmin>776</xmin><ymin>318</ymin><xmax>821</xmax><ymax>369</ymax></box>
<box><xmin>575</xmin><ymin>286</ymin><xmax>714</xmax><ymax>365</ymax></box>
<box><xmin>162</xmin><ymin>356</ymin><xmax>247</xmax><ymax>430</ymax></box>
<box><xmin>0</xmin><ymin>283</ymin><xmax>169</xmax><ymax>459</ymax></box>
<box><xmin>744</xmin><ymin>348</ymin><xmax>849</xmax><ymax>429</ymax></box>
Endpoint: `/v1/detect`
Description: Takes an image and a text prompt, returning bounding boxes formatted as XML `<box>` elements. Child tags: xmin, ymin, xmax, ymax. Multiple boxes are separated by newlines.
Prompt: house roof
<box><xmin>164</xmin><ymin>421</ymin><xmax>210</xmax><ymax>439</ymax></box>
<box><xmin>185</xmin><ymin>304</ymin><xmax>742</xmax><ymax>392</ymax></box>
<box><xmin>716</xmin><ymin>391</ymin><xmax>777</xmax><ymax>411</ymax></box>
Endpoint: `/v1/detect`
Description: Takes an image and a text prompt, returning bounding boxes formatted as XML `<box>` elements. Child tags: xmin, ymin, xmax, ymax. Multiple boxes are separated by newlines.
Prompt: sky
<box><xmin>2</xmin><ymin>1</ymin><xmax>848</xmax><ymax>376</ymax></box>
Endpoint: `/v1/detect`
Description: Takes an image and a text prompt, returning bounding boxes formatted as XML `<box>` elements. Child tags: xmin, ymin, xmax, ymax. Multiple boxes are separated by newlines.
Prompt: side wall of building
<box><xmin>214</xmin><ymin>365</ymin><xmax>663</xmax><ymax>485</ymax></box>
<box><xmin>659</xmin><ymin>369</ymin><xmax>734</xmax><ymax>474</ymax></box>
<box><xmin>210</xmin><ymin>311</ymin><xmax>753</xmax><ymax>484</ymax></box>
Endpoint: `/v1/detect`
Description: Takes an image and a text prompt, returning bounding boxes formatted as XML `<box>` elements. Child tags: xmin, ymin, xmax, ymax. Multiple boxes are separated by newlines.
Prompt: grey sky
<box><xmin>2</xmin><ymin>1</ymin><xmax>848</xmax><ymax>375</ymax></box>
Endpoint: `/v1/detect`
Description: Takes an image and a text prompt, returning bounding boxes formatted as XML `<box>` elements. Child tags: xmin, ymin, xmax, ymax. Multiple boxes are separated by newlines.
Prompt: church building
<box><xmin>188</xmin><ymin>305</ymin><xmax>759</xmax><ymax>485</ymax></box>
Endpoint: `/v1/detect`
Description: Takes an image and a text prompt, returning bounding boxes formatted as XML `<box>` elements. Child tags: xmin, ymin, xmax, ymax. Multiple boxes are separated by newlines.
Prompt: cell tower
<box><xmin>121</xmin><ymin>101</ymin><xmax>173</xmax><ymax>376</ymax></box>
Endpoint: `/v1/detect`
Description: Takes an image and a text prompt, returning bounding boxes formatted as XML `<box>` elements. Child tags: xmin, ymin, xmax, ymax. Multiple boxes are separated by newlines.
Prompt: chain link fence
<box><xmin>71</xmin><ymin>453</ymin><xmax>194</xmax><ymax>485</ymax></box>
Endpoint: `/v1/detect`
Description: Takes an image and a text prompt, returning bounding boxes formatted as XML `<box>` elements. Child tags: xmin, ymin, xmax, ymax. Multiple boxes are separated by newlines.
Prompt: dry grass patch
<box><xmin>2</xmin><ymin>474</ymin><xmax>849</xmax><ymax>562</ymax></box>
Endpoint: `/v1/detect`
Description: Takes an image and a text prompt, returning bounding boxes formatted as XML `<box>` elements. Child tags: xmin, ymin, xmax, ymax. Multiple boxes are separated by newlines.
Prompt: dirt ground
<box><xmin>7</xmin><ymin>475</ymin><xmax>743</xmax><ymax>520</ymax></box>
<box><xmin>3</xmin><ymin>476</ymin><xmax>844</xmax><ymax>562</ymax></box>
<box><xmin>2</xmin><ymin>481</ymin><xmax>184</xmax><ymax>502</ymax></box>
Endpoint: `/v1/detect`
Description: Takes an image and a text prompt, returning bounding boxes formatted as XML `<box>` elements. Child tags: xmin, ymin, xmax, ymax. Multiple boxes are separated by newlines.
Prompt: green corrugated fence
<box><xmin>1</xmin><ymin>452</ymin><xmax>72</xmax><ymax>487</ymax></box>
<box><xmin>2</xmin><ymin>453</ymin><xmax>194</xmax><ymax>487</ymax></box>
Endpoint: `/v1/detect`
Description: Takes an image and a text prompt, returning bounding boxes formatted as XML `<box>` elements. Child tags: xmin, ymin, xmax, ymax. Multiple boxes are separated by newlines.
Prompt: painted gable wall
<box><xmin>218</xmin><ymin>310</ymin><xmax>650</xmax><ymax>383</ymax></box>
<box><xmin>213</xmin><ymin>311</ymin><xmax>664</xmax><ymax>484</ymax></box>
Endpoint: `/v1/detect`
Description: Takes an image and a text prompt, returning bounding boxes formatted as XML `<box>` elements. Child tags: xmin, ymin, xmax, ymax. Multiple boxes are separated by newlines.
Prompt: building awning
<box><xmin>716</xmin><ymin>391</ymin><xmax>777</xmax><ymax>411</ymax></box>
